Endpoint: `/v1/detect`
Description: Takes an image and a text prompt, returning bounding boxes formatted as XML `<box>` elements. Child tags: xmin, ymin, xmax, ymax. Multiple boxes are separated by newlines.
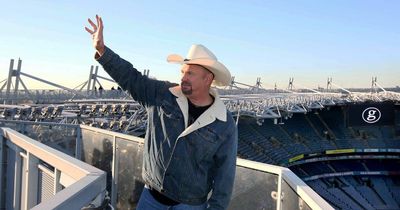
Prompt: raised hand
<box><xmin>85</xmin><ymin>15</ymin><xmax>105</xmax><ymax>56</ymax></box>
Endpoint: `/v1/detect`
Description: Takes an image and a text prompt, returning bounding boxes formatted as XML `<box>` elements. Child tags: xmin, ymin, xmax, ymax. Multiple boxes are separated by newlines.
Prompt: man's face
<box><xmin>180</xmin><ymin>64</ymin><xmax>213</xmax><ymax>96</ymax></box>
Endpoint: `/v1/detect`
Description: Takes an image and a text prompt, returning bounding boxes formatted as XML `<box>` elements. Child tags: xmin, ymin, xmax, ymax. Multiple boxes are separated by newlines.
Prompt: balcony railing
<box><xmin>0</xmin><ymin>121</ymin><xmax>333</xmax><ymax>210</ymax></box>
<box><xmin>79</xmin><ymin>125</ymin><xmax>333</xmax><ymax>210</ymax></box>
<box><xmin>0</xmin><ymin>127</ymin><xmax>106</xmax><ymax>210</ymax></box>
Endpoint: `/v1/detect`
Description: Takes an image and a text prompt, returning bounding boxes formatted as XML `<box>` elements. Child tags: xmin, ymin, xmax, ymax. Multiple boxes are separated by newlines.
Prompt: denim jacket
<box><xmin>97</xmin><ymin>47</ymin><xmax>238</xmax><ymax>210</ymax></box>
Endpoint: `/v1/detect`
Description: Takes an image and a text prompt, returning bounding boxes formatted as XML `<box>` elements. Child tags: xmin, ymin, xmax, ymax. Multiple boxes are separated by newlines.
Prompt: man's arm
<box><xmin>97</xmin><ymin>46</ymin><xmax>174</xmax><ymax>106</ymax></box>
<box><xmin>208</xmin><ymin>126</ymin><xmax>238</xmax><ymax>210</ymax></box>
<box><xmin>85</xmin><ymin>15</ymin><xmax>174</xmax><ymax>106</ymax></box>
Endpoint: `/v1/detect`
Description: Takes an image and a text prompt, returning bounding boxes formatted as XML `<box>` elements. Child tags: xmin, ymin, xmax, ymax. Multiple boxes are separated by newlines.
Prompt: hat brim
<box><xmin>167</xmin><ymin>54</ymin><xmax>231</xmax><ymax>86</ymax></box>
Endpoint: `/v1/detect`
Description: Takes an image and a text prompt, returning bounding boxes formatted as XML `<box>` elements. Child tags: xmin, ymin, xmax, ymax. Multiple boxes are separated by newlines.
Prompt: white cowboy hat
<box><xmin>167</xmin><ymin>44</ymin><xmax>231</xmax><ymax>86</ymax></box>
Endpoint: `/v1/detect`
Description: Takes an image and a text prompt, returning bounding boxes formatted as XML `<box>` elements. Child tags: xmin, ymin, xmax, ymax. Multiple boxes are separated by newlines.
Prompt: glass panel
<box><xmin>281</xmin><ymin>179</ymin><xmax>312</xmax><ymax>210</ymax></box>
<box><xmin>115</xmin><ymin>137</ymin><xmax>144</xmax><ymax>210</ymax></box>
<box><xmin>0</xmin><ymin>122</ymin><xmax>77</xmax><ymax>156</ymax></box>
<box><xmin>0</xmin><ymin>122</ymin><xmax>18</xmax><ymax>130</ymax></box>
<box><xmin>228</xmin><ymin>166</ymin><xmax>278</xmax><ymax>210</ymax></box>
<box><xmin>22</xmin><ymin>124</ymin><xmax>77</xmax><ymax>156</ymax></box>
<box><xmin>81</xmin><ymin>129</ymin><xmax>114</xmax><ymax>194</ymax></box>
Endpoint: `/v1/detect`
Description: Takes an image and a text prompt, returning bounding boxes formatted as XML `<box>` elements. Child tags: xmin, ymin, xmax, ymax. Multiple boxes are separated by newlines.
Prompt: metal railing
<box><xmin>0</xmin><ymin>127</ymin><xmax>106</xmax><ymax>210</ymax></box>
<box><xmin>233</xmin><ymin>159</ymin><xmax>333</xmax><ymax>210</ymax></box>
<box><xmin>0</xmin><ymin>122</ymin><xmax>333</xmax><ymax>210</ymax></box>
<box><xmin>0</xmin><ymin>119</ymin><xmax>82</xmax><ymax>159</ymax></box>
<box><xmin>79</xmin><ymin>125</ymin><xmax>334</xmax><ymax>210</ymax></box>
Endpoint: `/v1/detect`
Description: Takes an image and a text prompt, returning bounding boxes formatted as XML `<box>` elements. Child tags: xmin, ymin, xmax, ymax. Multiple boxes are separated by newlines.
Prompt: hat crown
<box><xmin>186</xmin><ymin>44</ymin><xmax>217</xmax><ymax>60</ymax></box>
<box><xmin>167</xmin><ymin>44</ymin><xmax>231</xmax><ymax>86</ymax></box>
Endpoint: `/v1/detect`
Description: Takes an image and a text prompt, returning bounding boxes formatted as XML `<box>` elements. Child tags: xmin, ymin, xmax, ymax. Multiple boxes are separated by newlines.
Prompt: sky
<box><xmin>0</xmin><ymin>0</ymin><xmax>399</xmax><ymax>90</ymax></box>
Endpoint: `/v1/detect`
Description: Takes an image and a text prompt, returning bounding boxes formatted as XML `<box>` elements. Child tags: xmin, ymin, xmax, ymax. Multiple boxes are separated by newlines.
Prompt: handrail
<box><xmin>236</xmin><ymin>158</ymin><xmax>334</xmax><ymax>210</ymax></box>
<box><xmin>1</xmin><ymin>128</ymin><xmax>106</xmax><ymax>210</ymax></box>
<box><xmin>79</xmin><ymin>125</ymin><xmax>334</xmax><ymax>210</ymax></box>
<box><xmin>1</xmin><ymin>123</ymin><xmax>333</xmax><ymax>210</ymax></box>
<box><xmin>80</xmin><ymin>124</ymin><xmax>144</xmax><ymax>144</ymax></box>
<box><xmin>0</xmin><ymin>119</ymin><xmax>79</xmax><ymax>127</ymax></box>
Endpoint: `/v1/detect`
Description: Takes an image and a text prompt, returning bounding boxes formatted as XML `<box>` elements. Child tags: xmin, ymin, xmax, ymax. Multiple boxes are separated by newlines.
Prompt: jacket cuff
<box><xmin>95</xmin><ymin>46</ymin><xmax>113</xmax><ymax>65</ymax></box>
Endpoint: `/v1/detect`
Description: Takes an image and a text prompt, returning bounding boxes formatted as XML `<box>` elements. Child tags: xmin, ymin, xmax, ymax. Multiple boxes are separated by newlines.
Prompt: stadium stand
<box><xmin>236</xmin><ymin>102</ymin><xmax>400</xmax><ymax>209</ymax></box>
<box><xmin>305</xmin><ymin>113</ymin><xmax>337</xmax><ymax>150</ymax></box>
<box><xmin>306</xmin><ymin>175</ymin><xmax>400</xmax><ymax>210</ymax></box>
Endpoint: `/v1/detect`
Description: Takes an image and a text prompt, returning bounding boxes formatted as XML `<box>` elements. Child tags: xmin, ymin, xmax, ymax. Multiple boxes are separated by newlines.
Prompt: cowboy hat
<box><xmin>167</xmin><ymin>44</ymin><xmax>231</xmax><ymax>86</ymax></box>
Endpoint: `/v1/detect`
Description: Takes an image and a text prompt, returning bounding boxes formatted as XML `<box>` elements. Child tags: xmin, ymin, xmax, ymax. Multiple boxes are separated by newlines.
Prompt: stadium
<box><xmin>0</xmin><ymin>59</ymin><xmax>399</xmax><ymax>210</ymax></box>
<box><xmin>234</xmin><ymin>97</ymin><xmax>400</xmax><ymax>209</ymax></box>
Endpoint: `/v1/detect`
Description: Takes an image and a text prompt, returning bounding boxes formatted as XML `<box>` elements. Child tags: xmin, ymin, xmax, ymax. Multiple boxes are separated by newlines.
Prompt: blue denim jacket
<box><xmin>97</xmin><ymin>47</ymin><xmax>238</xmax><ymax>210</ymax></box>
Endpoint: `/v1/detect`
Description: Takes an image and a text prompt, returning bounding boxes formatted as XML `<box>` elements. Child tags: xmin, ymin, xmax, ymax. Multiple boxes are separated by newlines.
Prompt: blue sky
<box><xmin>0</xmin><ymin>0</ymin><xmax>399</xmax><ymax>89</ymax></box>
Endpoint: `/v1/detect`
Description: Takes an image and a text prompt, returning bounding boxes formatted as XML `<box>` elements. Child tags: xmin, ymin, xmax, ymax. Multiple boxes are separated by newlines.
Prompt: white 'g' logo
<box><xmin>362</xmin><ymin>107</ymin><xmax>381</xmax><ymax>123</ymax></box>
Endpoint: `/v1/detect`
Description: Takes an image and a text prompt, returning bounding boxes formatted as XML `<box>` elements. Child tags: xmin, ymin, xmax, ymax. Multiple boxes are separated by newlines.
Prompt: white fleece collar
<box><xmin>168</xmin><ymin>86</ymin><xmax>227</xmax><ymax>138</ymax></box>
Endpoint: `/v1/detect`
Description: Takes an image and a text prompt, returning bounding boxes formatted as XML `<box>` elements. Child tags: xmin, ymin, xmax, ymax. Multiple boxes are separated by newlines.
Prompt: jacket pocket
<box><xmin>197</xmin><ymin>127</ymin><xmax>219</xmax><ymax>143</ymax></box>
<box><xmin>187</xmin><ymin>129</ymin><xmax>219</xmax><ymax>163</ymax></box>
<box><xmin>160</xmin><ymin>103</ymin><xmax>181</xmax><ymax>120</ymax></box>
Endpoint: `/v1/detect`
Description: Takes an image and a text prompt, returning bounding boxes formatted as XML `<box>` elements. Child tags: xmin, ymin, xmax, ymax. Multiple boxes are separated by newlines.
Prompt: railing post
<box><xmin>54</xmin><ymin>169</ymin><xmax>62</xmax><ymax>194</ymax></box>
<box><xmin>23</xmin><ymin>152</ymin><xmax>39</xmax><ymax>210</ymax></box>
<box><xmin>0</xmin><ymin>135</ymin><xmax>5</xmax><ymax>208</ymax></box>
<box><xmin>276</xmin><ymin>172</ymin><xmax>283</xmax><ymax>210</ymax></box>
<box><xmin>13</xmin><ymin>147</ymin><xmax>22</xmax><ymax>210</ymax></box>
<box><xmin>111</xmin><ymin>135</ymin><xmax>119</xmax><ymax>207</ymax></box>
<box><xmin>2</xmin><ymin>127</ymin><xmax>107</xmax><ymax>209</ymax></box>
<box><xmin>76</xmin><ymin>126</ymin><xmax>82</xmax><ymax>160</ymax></box>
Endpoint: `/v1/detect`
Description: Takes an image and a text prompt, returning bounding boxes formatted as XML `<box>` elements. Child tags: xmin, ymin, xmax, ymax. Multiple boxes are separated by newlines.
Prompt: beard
<box><xmin>181</xmin><ymin>81</ymin><xmax>192</xmax><ymax>95</ymax></box>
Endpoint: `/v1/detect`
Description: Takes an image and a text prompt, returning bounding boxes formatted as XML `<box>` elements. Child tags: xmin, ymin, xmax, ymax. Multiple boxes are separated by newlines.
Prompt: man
<box><xmin>85</xmin><ymin>15</ymin><xmax>237</xmax><ymax>210</ymax></box>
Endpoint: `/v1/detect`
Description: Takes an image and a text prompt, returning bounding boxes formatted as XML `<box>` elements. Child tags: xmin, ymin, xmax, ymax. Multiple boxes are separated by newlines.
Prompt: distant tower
<box><xmin>288</xmin><ymin>77</ymin><xmax>294</xmax><ymax>91</ymax></box>
<box><xmin>4</xmin><ymin>58</ymin><xmax>22</xmax><ymax>104</ymax></box>
<box><xmin>371</xmin><ymin>76</ymin><xmax>377</xmax><ymax>93</ymax></box>
<box><xmin>326</xmin><ymin>77</ymin><xmax>332</xmax><ymax>92</ymax></box>
<box><xmin>254</xmin><ymin>77</ymin><xmax>261</xmax><ymax>92</ymax></box>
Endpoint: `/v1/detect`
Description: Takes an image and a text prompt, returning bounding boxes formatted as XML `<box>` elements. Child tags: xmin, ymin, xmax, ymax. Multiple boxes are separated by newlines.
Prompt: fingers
<box><xmin>96</xmin><ymin>15</ymin><xmax>104</xmax><ymax>33</ymax></box>
<box><xmin>96</xmin><ymin>15</ymin><xmax>100</xmax><ymax>28</ymax></box>
<box><xmin>88</xmin><ymin>18</ymin><xmax>97</xmax><ymax>31</ymax></box>
<box><xmin>85</xmin><ymin>15</ymin><xmax>103</xmax><ymax>35</ymax></box>
<box><xmin>98</xmin><ymin>16</ymin><xmax>104</xmax><ymax>32</ymax></box>
<box><xmin>84</xmin><ymin>27</ymin><xmax>94</xmax><ymax>34</ymax></box>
